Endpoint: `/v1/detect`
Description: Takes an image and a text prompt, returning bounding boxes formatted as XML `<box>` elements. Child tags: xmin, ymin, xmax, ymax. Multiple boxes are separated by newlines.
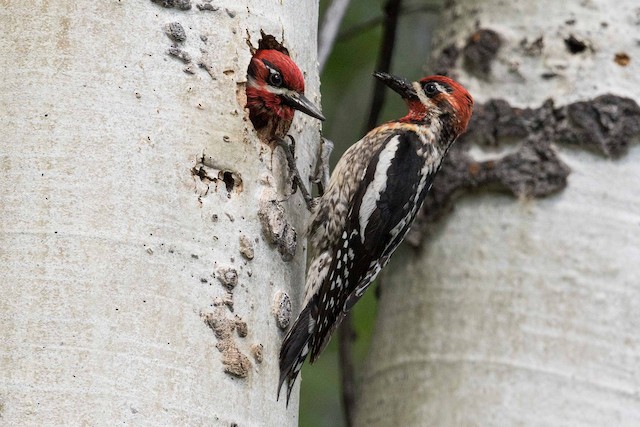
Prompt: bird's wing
<box><xmin>309</xmin><ymin>130</ymin><xmax>441</xmax><ymax>360</ymax></box>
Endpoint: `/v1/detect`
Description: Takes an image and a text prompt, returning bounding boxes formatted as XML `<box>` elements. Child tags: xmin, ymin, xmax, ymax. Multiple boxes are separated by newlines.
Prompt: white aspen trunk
<box><xmin>0</xmin><ymin>1</ymin><xmax>320</xmax><ymax>424</ymax></box>
<box><xmin>356</xmin><ymin>0</ymin><xmax>640</xmax><ymax>425</ymax></box>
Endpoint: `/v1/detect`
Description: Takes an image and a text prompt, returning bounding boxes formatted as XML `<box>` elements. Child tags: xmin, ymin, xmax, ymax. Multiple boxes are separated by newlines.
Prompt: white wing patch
<box><xmin>358</xmin><ymin>136</ymin><xmax>402</xmax><ymax>243</ymax></box>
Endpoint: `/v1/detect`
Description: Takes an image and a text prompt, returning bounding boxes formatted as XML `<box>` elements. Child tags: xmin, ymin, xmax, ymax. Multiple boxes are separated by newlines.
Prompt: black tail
<box><xmin>278</xmin><ymin>304</ymin><xmax>313</xmax><ymax>406</ymax></box>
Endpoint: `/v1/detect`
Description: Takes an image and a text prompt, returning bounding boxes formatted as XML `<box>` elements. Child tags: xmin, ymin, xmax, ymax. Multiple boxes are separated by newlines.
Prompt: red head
<box><xmin>373</xmin><ymin>72</ymin><xmax>473</xmax><ymax>136</ymax></box>
<box><xmin>246</xmin><ymin>49</ymin><xmax>324</xmax><ymax>131</ymax></box>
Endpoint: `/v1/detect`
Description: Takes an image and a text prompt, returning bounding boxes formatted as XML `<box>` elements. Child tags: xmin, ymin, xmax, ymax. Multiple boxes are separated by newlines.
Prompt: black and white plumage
<box><xmin>278</xmin><ymin>72</ymin><xmax>474</xmax><ymax>404</ymax></box>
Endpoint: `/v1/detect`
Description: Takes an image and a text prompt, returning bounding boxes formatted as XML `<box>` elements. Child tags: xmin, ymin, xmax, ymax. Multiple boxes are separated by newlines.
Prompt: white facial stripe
<box><xmin>265</xmin><ymin>86</ymin><xmax>292</xmax><ymax>96</ymax></box>
<box><xmin>249</xmin><ymin>76</ymin><xmax>295</xmax><ymax>96</ymax></box>
<box><xmin>413</xmin><ymin>81</ymin><xmax>430</xmax><ymax>107</ymax></box>
<box><xmin>359</xmin><ymin>136</ymin><xmax>402</xmax><ymax>242</ymax></box>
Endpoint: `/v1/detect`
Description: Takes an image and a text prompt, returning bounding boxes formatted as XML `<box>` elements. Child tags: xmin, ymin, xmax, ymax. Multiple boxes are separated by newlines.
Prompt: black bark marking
<box><xmin>222</xmin><ymin>171</ymin><xmax>236</xmax><ymax>193</ymax></box>
<box><xmin>407</xmin><ymin>94</ymin><xmax>640</xmax><ymax>247</ymax></box>
<box><xmin>564</xmin><ymin>35</ymin><xmax>588</xmax><ymax>54</ymax></box>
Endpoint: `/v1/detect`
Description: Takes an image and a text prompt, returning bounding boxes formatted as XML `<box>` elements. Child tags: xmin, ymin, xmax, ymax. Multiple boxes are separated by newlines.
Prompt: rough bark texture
<box><xmin>355</xmin><ymin>0</ymin><xmax>640</xmax><ymax>425</ymax></box>
<box><xmin>0</xmin><ymin>1</ymin><xmax>320</xmax><ymax>424</ymax></box>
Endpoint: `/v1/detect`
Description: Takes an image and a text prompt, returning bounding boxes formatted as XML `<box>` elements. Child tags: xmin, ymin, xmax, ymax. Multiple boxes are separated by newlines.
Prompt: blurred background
<box><xmin>301</xmin><ymin>1</ymin><xmax>439</xmax><ymax>425</ymax></box>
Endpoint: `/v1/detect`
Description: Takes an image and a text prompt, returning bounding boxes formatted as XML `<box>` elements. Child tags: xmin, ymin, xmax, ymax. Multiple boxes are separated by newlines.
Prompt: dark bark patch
<box><xmin>463</xmin><ymin>29</ymin><xmax>502</xmax><ymax>76</ymax></box>
<box><xmin>464</xmin><ymin>95</ymin><xmax>640</xmax><ymax>157</ymax></box>
<box><xmin>433</xmin><ymin>43</ymin><xmax>460</xmax><ymax>76</ymax></box>
<box><xmin>196</xmin><ymin>2</ymin><xmax>219</xmax><ymax>11</ymax></box>
<box><xmin>494</xmin><ymin>143</ymin><xmax>569</xmax><ymax>197</ymax></box>
<box><xmin>541</xmin><ymin>72</ymin><xmax>559</xmax><ymax>80</ymax></box>
<box><xmin>150</xmin><ymin>0</ymin><xmax>191</xmax><ymax>10</ymax></box>
<box><xmin>554</xmin><ymin>95</ymin><xmax>640</xmax><ymax>157</ymax></box>
<box><xmin>564</xmin><ymin>35</ymin><xmax>588</xmax><ymax>54</ymax></box>
<box><xmin>520</xmin><ymin>36</ymin><xmax>544</xmax><ymax>56</ymax></box>
<box><xmin>164</xmin><ymin>22</ymin><xmax>186</xmax><ymax>43</ymax></box>
<box><xmin>407</xmin><ymin>94</ymin><xmax>640</xmax><ymax>247</ymax></box>
<box><xmin>167</xmin><ymin>47</ymin><xmax>192</xmax><ymax>63</ymax></box>
<box><xmin>222</xmin><ymin>171</ymin><xmax>236</xmax><ymax>193</ymax></box>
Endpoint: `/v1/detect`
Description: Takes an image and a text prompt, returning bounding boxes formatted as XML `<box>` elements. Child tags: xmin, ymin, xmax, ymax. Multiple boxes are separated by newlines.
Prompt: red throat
<box><xmin>399</xmin><ymin>100</ymin><xmax>428</xmax><ymax>123</ymax></box>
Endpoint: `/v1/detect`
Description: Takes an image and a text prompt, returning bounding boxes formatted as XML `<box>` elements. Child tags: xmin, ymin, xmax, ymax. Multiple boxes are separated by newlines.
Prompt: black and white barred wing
<box><xmin>310</xmin><ymin>131</ymin><xmax>440</xmax><ymax>360</ymax></box>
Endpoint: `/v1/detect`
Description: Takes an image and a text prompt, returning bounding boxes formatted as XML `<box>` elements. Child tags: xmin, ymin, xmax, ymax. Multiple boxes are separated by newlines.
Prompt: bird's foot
<box><xmin>275</xmin><ymin>136</ymin><xmax>314</xmax><ymax>210</ymax></box>
<box><xmin>311</xmin><ymin>137</ymin><xmax>334</xmax><ymax>197</ymax></box>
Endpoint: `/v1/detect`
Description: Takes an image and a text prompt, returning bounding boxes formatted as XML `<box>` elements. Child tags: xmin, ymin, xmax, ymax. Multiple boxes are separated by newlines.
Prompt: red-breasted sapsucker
<box><xmin>246</xmin><ymin>48</ymin><xmax>325</xmax><ymax>206</ymax></box>
<box><xmin>278</xmin><ymin>72</ymin><xmax>473</xmax><ymax>403</ymax></box>
<box><xmin>246</xmin><ymin>49</ymin><xmax>325</xmax><ymax>142</ymax></box>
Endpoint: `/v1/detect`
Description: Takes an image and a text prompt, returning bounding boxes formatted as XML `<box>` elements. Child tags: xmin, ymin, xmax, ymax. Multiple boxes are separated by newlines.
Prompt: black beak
<box><xmin>373</xmin><ymin>72</ymin><xmax>418</xmax><ymax>100</ymax></box>
<box><xmin>282</xmin><ymin>92</ymin><xmax>326</xmax><ymax>121</ymax></box>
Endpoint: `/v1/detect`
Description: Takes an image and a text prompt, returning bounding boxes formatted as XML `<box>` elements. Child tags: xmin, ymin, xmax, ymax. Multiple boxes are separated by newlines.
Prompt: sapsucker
<box><xmin>246</xmin><ymin>48</ymin><xmax>325</xmax><ymax>142</ymax></box>
<box><xmin>278</xmin><ymin>72</ymin><xmax>473</xmax><ymax>404</ymax></box>
<box><xmin>246</xmin><ymin>48</ymin><xmax>325</xmax><ymax>206</ymax></box>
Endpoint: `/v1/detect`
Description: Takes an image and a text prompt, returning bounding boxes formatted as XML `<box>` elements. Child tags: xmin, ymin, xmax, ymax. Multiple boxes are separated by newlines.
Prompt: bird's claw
<box><xmin>275</xmin><ymin>136</ymin><xmax>314</xmax><ymax>210</ymax></box>
<box><xmin>312</xmin><ymin>137</ymin><xmax>334</xmax><ymax>197</ymax></box>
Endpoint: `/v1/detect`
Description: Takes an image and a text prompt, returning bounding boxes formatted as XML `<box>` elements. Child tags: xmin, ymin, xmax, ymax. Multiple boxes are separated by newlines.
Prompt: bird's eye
<box><xmin>424</xmin><ymin>82</ymin><xmax>438</xmax><ymax>97</ymax></box>
<box><xmin>269</xmin><ymin>71</ymin><xmax>283</xmax><ymax>87</ymax></box>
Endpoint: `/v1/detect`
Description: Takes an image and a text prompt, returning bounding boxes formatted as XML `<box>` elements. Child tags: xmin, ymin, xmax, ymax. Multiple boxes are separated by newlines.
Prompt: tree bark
<box><xmin>0</xmin><ymin>1</ymin><xmax>320</xmax><ymax>424</ymax></box>
<box><xmin>355</xmin><ymin>0</ymin><xmax>640</xmax><ymax>425</ymax></box>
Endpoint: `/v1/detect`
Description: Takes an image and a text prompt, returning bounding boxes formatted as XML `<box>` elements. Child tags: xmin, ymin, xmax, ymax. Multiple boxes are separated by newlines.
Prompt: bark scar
<box><xmin>191</xmin><ymin>153</ymin><xmax>243</xmax><ymax>198</ymax></box>
<box><xmin>407</xmin><ymin>94</ymin><xmax>640</xmax><ymax>247</ymax></box>
<box><xmin>203</xmin><ymin>307</ymin><xmax>251</xmax><ymax>378</ymax></box>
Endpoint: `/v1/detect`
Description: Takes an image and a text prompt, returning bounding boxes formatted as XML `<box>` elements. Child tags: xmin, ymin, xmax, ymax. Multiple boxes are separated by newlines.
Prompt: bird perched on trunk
<box><xmin>278</xmin><ymin>72</ymin><xmax>473</xmax><ymax>404</ymax></box>
<box><xmin>246</xmin><ymin>47</ymin><xmax>325</xmax><ymax>205</ymax></box>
